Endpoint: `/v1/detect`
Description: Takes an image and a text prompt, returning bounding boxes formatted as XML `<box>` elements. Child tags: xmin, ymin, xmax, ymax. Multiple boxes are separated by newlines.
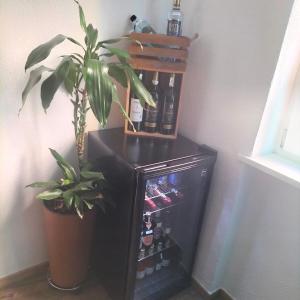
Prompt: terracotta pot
<box><xmin>43</xmin><ymin>204</ymin><xmax>96</xmax><ymax>289</ymax></box>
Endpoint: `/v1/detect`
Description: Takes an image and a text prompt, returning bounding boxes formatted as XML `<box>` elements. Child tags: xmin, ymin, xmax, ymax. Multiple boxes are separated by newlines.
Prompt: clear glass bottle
<box><xmin>160</xmin><ymin>73</ymin><xmax>176</xmax><ymax>135</ymax></box>
<box><xmin>167</xmin><ymin>0</ymin><xmax>183</xmax><ymax>37</ymax></box>
<box><xmin>143</xmin><ymin>72</ymin><xmax>160</xmax><ymax>133</ymax></box>
<box><xmin>130</xmin><ymin>15</ymin><xmax>156</xmax><ymax>34</ymax></box>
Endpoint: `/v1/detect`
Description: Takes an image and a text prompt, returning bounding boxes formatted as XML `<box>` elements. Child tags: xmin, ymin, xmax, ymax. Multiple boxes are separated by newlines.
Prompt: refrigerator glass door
<box><xmin>133</xmin><ymin>165</ymin><xmax>209</xmax><ymax>300</ymax></box>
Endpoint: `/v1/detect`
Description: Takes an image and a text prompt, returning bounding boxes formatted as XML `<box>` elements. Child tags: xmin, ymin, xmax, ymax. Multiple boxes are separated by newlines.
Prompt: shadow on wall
<box><xmin>0</xmin><ymin>146</ymin><xmax>77</xmax><ymax>277</ymax></box>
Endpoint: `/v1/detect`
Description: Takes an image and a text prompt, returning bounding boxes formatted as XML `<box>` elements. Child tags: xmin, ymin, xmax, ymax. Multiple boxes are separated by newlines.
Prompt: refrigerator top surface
<box><xmin>88</xmin><ymin>128</ymin><xmax>216</xmax><ymax>169</ymax></box>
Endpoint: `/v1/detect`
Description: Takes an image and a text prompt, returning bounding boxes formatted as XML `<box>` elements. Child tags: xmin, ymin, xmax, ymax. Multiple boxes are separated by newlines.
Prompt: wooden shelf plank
<box><xmin>129</xmin><ymin>44</ymin><xmax>188</xmax><ymax>60</ymax></box>
<box><xmin>130</xmin><ymin>32</ymin><xmax>191</xmax><ymax>48</ymax></box>
<box><xmin>124</xmin><ymin>128</ymin><xmax>177</xmax><ymax>140</ymax></box>
<box><xmin>129</xmin><ymin>58</ymin><xmax>186</xmax><ymax>73</ymax></box>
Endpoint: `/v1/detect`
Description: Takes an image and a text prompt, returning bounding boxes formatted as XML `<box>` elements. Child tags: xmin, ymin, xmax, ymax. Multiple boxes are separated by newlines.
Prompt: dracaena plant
<box><xmin>21</xmin><ymin>1</ymin><xmax>154</xmax><ymax>218</ymax></box>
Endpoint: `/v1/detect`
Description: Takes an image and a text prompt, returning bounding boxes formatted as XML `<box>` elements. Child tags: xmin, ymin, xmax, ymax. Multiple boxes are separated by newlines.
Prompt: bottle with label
<box><xmin>130</xmin><ymin>15</ymin><xmax>156</xmax><ymax>34</ymax></box>
<box><xmin>142</xmin><ymin>212</ymin><xmax>155</xmax><ymax>248</ymax></box>
<box><xmin>160</xmin><ymin>73</ymin><xmax>176</xmax><ymax>135</ymax></box>
<box><xmin>129</xmin><ymin>72</ymin><xmax>144</xmax><ymax>132</ymax></box>
<box><xmin>143</xmin><ymin>72</ymin><xmax>160</xmax><ymax>133</ymax></box>
<box><xmin>167</xmin><ymin>0</ymin><xmax>183</xmax><ymax>37</ymax></box>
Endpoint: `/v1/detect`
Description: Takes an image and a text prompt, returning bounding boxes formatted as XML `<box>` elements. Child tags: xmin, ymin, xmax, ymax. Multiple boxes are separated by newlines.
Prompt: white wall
<box><xmin>0</xmin><ymin>0</ymin><xmax>147</xmax><ymax>279</ymax></box>
<box><xmin>174</xmin><ymin>0</ymin><xmax>299</xmax><ymax>299</ymax></box>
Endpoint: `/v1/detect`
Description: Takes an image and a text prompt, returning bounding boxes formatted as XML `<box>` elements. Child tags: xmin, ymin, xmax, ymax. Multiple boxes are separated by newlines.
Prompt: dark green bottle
<box><xmin>160</xmin><ymin>73</ymin><xmax>176</xmax><ymax>135</ymax></box>
<box><xmin>143</xmin><ymin>72</ymin><xmax>160</xmax><ymax>133</ymax></box>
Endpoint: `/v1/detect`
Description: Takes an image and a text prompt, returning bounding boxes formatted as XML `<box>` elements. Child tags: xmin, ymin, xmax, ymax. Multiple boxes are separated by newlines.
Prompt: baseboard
<box><xmin>0</xmin><ymin>262</ymin><xmax>48</xmax><ymax>290</ymax></box>
<box><xmin>192</xmin><ymin>278</ymin><xmax>234</xmax><ymax>300</ymax></box>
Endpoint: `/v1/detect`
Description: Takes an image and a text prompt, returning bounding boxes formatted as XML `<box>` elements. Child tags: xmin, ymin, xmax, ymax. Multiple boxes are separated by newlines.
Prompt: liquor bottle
<box><xmin>136</xmin><ymin>262</ymin><xmax>146</xmax><ymax>279</ymax></box>
<box><xmin>167</xmin><ymin>0</ymin><xmax>183</xmax><ymax>37</ymax></box>
<box><xmin>130</xmin><ymin>15</ymin><xmax>156</xmax><ymax>34</ymax></box>
<box><xmin>155</xmin><ymin>253</ymin><xmax>163</xmax><ymax>271</ymax></box>
<box><xmin>145</xmin><ymin>257</ymin><xmax>155</xmax><ymax>275</ymax></box>
<box><xmin>148</xmin><ymin>184</ymin><xmax>172</xmax><ymax>206</ymax></box>
<box><xmin>160</xmin><ymin>73</ymin><xmax>176</xmax><ymax>135</ymax></box>
<box><xmin>162</xmin><ymin>251</ymin><xmax>171</xmax><ymax>267</ymax></box>
<box><xmin>164</xmin><ymin>227</ymin><xmax>172</xmax><ymax>248</ymax></box>
<box><xmin>153</xmin><ymin>213</ymin><xmax>163</xmax><ymax>244</ymax></box>
<box><xmin>142</xmin><ymin>212</ymin><xmax>155</xmax><ymax>248</ymax></box>
<box><xmin>148</xmin><ymin>244</ymin><xmax>155</xmax><ymax>256</ymax></box>
<box><xmin>145</xmin><ymin>193</ymin><xmax>157</xmax><ymax>210</ymax></box>
<box><xmin>137</xmin><ymin>248</ymin><xmax>146</xmax><ymax>279</ymax></box>
<box><xmin>157</xmin><ymin>242</ymin><xmax>163</xmax><ymax>252</ymax></box>
<box><xmin>143</xmin><ymin>72</ymin><xmax>160</xmax><ymax>133</ymax></box>
<box><xmin>129</xmin><ymin>72</ymin><xmax>144</xmax><ymax>132</ymax></box>
<box><xmin>163</xmin><ymin>210</ymin><xmax>172</xmax><ymax>247</ymax></box>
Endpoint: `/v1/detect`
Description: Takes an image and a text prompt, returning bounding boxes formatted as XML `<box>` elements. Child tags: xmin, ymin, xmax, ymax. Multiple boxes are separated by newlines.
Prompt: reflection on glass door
<box><xmin>134</xmin><ymin>166</ymin><xmax>208</xmax><ymax>300</ymax></box>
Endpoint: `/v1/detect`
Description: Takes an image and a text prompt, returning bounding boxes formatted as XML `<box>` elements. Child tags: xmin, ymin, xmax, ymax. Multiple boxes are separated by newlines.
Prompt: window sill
<box><xmin>239</xmin><ymin>153</ymin><xmax>300</xmax><ymax>189</ymax></box>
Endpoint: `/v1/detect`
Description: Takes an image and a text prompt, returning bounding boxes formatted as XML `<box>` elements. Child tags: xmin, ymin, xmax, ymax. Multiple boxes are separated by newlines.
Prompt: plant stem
<box><xmin>76</xmin><ymin>90</ymin><xmax>87</xmax><ymax>168</ymax></box>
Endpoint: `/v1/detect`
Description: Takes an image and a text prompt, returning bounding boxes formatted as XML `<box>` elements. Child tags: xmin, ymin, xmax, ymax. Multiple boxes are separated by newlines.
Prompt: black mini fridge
<box><xmin>88</xmin><ymin>128</ymin><xmax>217</xmax><ymax>300</ymax></box>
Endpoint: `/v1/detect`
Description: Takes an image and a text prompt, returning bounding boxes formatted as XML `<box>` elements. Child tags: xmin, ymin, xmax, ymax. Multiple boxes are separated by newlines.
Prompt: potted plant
<box><xmin>20</xmin><ymin>0</ymin><xmax>154</xmax><ymax>290</ymax></box>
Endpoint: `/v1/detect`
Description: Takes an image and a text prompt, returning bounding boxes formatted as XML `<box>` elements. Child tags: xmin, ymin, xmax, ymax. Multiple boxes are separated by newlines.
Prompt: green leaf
<box><xmin>74</xmin><ymin>0</ymin><xmax>87</xmax><ymax>32</ymax></box>
<box><xmin>41</xmin><ymin>58</ymin><xmax>72</xmax><ymax>111</ymax></box>
<box><xmin>49</xmin><ymin>148</ymin><xmax>77</xmax><ymax>181</ymax></box>
<box><xmin>83</xmin><ymin>59</ymin><xmax>113</xmax><ymax>126</ymax></box>
<box><xmin>72</xmin><ymin>181</ymin><xmax>94</xmax><ymax>191</ymax></box>
<box><xmin>67</xmin><ymin>37</ymin><xmax>85</xmax><ymax>50</ymax></box>
<box><xmin>26</xmin><ymin>180</ymin><xmax>59</xmax><ymax>189</ymax></box>
<box><xmin>104</xmin><ymin>46</ymin><xmax>130</xmax><ymax>60</ymax></box>
<box><xmin>125</xmin><ymin>66</ymin><xmax>155</xmax><ymax>107</ymax></box>
<box><xmin>81</xmin><ymin>190</ymin><xmax>103</xmax><ymax>200</ymax></box>
<box><xmin>95</xmin><ymin>36</ymin><xmax>131</xmax><ymax>51</ymax></box>
<box><xmin>60</xmin><ymin>178</ymin><xmax>74</xmax><ymax>186</ymax></box>
<box><xmin>110</xmin><ymin>83</ymin><xmax>135</xmax><ymax>130</ymax></box>
<box><xmin>108</xmin><ymin>64</ymin><xmax>128</xmax><ymax>88</ymax></box>
<box><xmin>96</xmin><ymin>200</ymin><xmax>106</xmax><ymax>213</ymax></box>
<box><xmin>36</xmin><ymin>189</ymin><xmax>62</xmax><ymax>200</ymax></box>
<box><xmin>62</xmin><ymin>190</ymin><xmax>75</xmax><ymax>208</ymax></box>
<box><xmin>64</xmin><ymin>60</ymin><xmax>78</xmax><ymax>95</ymax></box>
<box><xmin>74</xmin><ymin>194</ymin><xmax>84</xmax><ymax>218</ymax></box>
<box><xmin>83</xmin><ymin>200</ymin><xmax>94</xmax><ymax>210</ymax></box>
<box><xmin>25</xmin><ymin>34</ymin><xmax>66</xmax><ymax>71</ymax></box>
<box><xmin>85</xmin><ymin>24</ymin><xmax>98</xmax><ymax>49</ymax></box>
<box><xmin>80</xmin><ymin>171</ymin><xmax>105</xmax><ymax>180</ymax></box>
<box><xmin>20</xmin><ymin>66</ymin><xmax>53</xmax><ymax>114</ymax></box>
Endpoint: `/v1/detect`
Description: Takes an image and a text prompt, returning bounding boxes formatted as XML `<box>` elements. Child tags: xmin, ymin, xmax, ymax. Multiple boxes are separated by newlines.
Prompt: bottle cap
<box><xmin>130</xmin><ymin>15</ymin><xmax>137</xmax><ymax>22</ymax></box>
<box><xmin>173</xmin><ymin>0</ymin><xmax>181</xmax><ymax>8</ymax></box>
<box><xmin>169</xmin><ymin>73</ymin><xmax>175</xmax><ymax>87</ymax></box>
<box><xmin>152</xmin><ymin>72</ymin><xmax>159</xmax><ymax>85</ymax></box>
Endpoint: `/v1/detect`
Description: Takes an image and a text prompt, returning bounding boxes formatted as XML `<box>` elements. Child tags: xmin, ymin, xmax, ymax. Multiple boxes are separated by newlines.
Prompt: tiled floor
<box><xmin>0</xmin><ymin>273</ymin><xmax>204</xmax><ymax>300</ymax></box>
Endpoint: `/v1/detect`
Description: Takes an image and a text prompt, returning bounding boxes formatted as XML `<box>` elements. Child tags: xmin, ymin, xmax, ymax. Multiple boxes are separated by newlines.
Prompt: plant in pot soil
<box><xmin>20</xmin><ymin>0</ymin><xmax>154</xmax><ymax>291</ymax></box>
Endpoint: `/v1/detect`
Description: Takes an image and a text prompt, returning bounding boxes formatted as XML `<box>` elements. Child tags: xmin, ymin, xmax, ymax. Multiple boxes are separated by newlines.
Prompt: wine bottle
<box><xmin>143</xmin><ymin>72</ymin><xmax>160</xmax><ymax>133</ymax></box>
<box><xmin>160</xmin><ymin>73</ymin><xmax>176</xmax><ymax>135</ymax></box>
<box><xmin>167</xmin><ymin>0</ymin><xmax>183</xmax><ymax>37</ymax></box>
<box><xmin>129</xmin><ymin>72</ymin><xmax>144</xmax><ymax>132</ymax></box>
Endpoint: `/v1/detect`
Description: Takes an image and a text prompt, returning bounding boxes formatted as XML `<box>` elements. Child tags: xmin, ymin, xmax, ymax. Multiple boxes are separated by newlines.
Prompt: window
<box><xmin>277</xmin><ymin>66</ymin><xmax>300</xmax><ymax>162</ymax></box>
<box><xmin>242</xmin><ymin>0</ymin><xmax>300</xmax><ymax>188</ymax></box>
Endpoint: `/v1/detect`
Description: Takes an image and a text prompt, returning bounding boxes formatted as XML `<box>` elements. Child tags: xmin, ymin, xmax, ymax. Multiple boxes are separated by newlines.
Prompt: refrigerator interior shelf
<box><xmin>143</xmin><ymin>200</ymin><xmax>183</xmax><ymax>216</ymax></box>
<box><xmin>138</xmin><ymin>243</ymin><xmax>177</xmax><ymax>262</ymax></box>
